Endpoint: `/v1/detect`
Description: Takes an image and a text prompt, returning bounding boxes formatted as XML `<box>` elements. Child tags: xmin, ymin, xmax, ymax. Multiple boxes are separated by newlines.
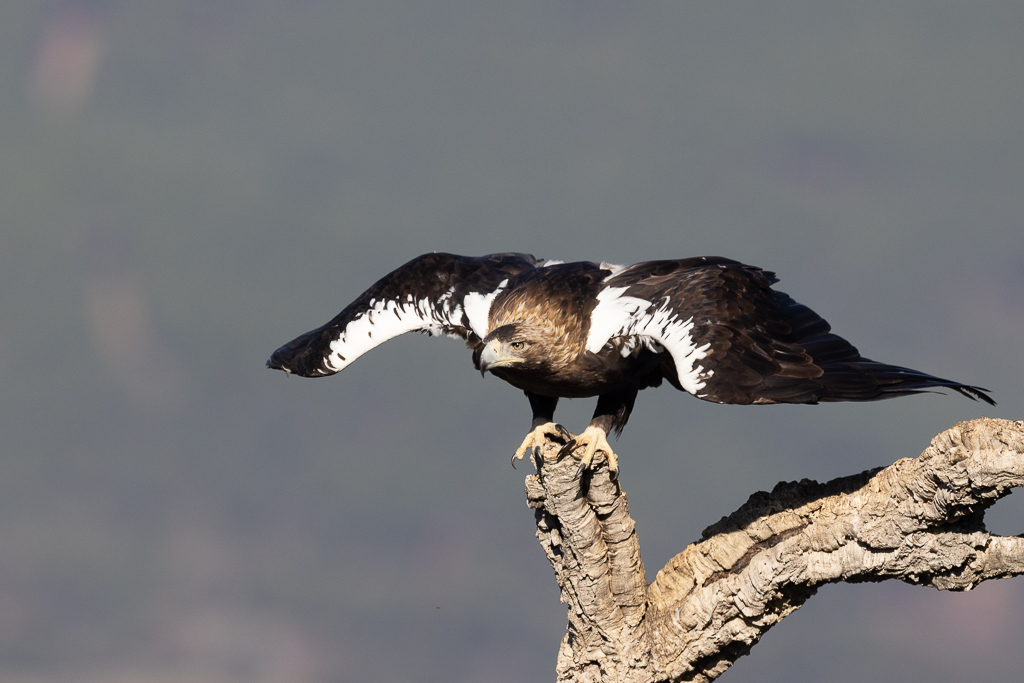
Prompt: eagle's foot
<box><xmin>557</xmin><ymin>425</ymin><xmax>618</xmax><ymax>473</ymax></box>
<box><xmin>513</xmin><ymin>422</ymin><xmax>571</xmax><ymax>467</ymax></box>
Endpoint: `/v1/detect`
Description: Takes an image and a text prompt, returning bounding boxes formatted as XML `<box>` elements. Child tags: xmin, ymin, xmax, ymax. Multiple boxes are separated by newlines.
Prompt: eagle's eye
<box><xmin>510</xmin><ymin>341</ymin><xmax>526</xmax><ymax>351</ymax></box>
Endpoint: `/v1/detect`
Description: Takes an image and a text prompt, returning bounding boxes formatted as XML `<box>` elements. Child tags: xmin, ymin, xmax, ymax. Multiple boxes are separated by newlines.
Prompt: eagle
<box><xmin>267</xmin><ymin>252</ymin><xmax>994</xmax><ymax>470</ymax></box>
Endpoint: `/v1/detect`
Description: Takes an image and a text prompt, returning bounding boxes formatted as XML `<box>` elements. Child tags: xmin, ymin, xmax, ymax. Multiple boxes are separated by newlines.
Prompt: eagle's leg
<box><xmin>558</xmin><ymin>389</ymin><xmax>636</xmax><ymax>472</ymax></box>
<box><xmin>514</xmin><ymin>422</ymin><xmax>571</xmax><ymax>464</ymax></box>
<box><xmin>562</xmin><ymin>423</ymin><xmax>618</xmax><ymax>472</ymax></box>
<box><xmin>513</xmin><ymin>393</ymin><xmax>568</xmax><ymax>465</ymax></box>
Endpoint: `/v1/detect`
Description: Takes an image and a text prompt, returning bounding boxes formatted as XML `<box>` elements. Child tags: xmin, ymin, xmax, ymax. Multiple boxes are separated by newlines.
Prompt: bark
<box><xmin>524</xmin><ymin>417</ymin><xmax>1024</xmax><ymax>683</ymax></box>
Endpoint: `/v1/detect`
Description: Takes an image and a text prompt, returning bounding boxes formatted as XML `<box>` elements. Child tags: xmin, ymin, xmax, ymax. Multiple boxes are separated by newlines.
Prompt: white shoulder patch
<box><xmin>585</xmin><ymin>288</ymin><xmax>711</xmax><ymax>395</ymax></box>
<box><xmin>461</xmin><ymin>279</ymin><xmax>508</xmax><ymax>338</ymax></box>
<box><xmin>585</xmin><ymin>286</ymin><xmax>651</xmax><ymax>354</ymax></box>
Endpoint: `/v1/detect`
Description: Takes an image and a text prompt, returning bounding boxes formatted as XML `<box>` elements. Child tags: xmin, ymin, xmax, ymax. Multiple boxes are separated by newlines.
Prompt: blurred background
<box><xmin>1</xmin><ymin>1</ymin><xmax>1022</xmax><ymax>681</ymax></box>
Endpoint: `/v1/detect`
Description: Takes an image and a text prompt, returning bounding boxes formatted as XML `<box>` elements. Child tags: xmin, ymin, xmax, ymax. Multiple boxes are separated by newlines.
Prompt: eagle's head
<box><xmin>477</xmin><ymin>322</ymin><xmax>554</xmax><ymax>377</ymax></box>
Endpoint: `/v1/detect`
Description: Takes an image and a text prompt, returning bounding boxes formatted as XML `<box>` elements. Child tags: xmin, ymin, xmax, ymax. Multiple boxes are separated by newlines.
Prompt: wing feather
<box><xmin>267</xmin><ymin>252</ymin><xmax>539</xmax><ymax>377</ymax></box>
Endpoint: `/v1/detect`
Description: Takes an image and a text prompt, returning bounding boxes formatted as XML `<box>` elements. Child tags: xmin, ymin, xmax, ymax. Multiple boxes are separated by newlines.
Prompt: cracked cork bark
<box><xmin>525</xmin><ymin>418</ymin><xmax>1024</xmax><ymax>683</ymax></box>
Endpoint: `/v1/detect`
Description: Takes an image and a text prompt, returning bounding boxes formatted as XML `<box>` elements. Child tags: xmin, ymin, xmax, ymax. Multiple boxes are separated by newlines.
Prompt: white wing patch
<box><xmin>586</xmin><ymin>287</ymin><xmax>651</xmax><ymax>353</ymax></box>
<box><xmin>321</xmin><ymin>281</ymin><xmax>508</xmax><ymax>374</ymax></box>
<box><xmin>462</xmin><ymin>279</ymin><xmax>508</xmax><ymax>338</ymax></box>
<box><xmin>322</xmin><ymin>297</ymin><xmax>459</xmax><ymax>373</ymax></box>
<box><xmin>631</xmin><ymin>303</ymin><xmax>712</xmax><ymax>395</ymax></box>
<box><xmin>586</xmin><ymin>288</ymin><xmax>712</xmax><ymax>395</ymax></box>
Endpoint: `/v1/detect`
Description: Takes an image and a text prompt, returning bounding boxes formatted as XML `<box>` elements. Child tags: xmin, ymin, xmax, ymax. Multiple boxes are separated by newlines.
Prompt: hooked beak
<box><xmin>479</xmin><ymin>340</ymin><xmax>521</xmax><ymax>377</ymax></box>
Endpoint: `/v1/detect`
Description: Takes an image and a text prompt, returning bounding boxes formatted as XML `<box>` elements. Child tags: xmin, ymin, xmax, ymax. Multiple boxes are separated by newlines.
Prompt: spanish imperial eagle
<box><xmin>267</xmin><ymin>252</ymin><xmax>993</xmax><ymax>470</ymax></box>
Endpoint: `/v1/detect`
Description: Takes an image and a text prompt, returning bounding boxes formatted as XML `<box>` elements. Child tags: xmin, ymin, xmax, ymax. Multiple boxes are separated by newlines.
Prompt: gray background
<box><xmin>1</xmin><ymin>1</ymin><xmax>1022</xmax><ymax>681</ymax></box>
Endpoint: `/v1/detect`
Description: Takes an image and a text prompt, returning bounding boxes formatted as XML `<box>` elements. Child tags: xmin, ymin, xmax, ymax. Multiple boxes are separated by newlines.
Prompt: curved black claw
<box><xmin>510</xmin><ymin>448</ymin><xmax>538</xmax><ymax>469</ymax></box>
<box><xmin>574</xmin><ymin>459</ymin><xmax>587</xmax><ymax>478</ymax></box>
<box><xmin>557</xmin><ymin>438</ymin><xmax>578</xmax><ymax>461</ymax></box>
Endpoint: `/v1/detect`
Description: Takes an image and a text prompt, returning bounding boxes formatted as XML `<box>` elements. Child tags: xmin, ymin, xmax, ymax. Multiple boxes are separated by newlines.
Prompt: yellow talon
<box><xmin>513</xmin><ymin>422</ymin><xmax>569</xmax><ymax>463</ymax></box>
<box><xmin>567</xmin><ymin>425</ymin><xmax>618</xmax><ymax>472</ymax></box>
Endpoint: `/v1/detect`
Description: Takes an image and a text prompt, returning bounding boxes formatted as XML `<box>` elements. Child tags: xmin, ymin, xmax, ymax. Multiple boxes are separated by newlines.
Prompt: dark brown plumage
<box><xmin>268</xmin><ymin>252</ymin><xmax>994</xmax><ymax>469</ymax></box>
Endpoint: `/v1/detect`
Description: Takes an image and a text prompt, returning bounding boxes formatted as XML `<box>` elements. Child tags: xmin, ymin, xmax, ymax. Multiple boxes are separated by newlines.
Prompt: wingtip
<box><xmin>265</xmin><ymin>347</ymin><xmax>295</xmax><ymax>375</ymax></box>
<box><xmin>265</xmin><ymin>357</ymin><xmax>290</xmax><ymax>374</ymax></box>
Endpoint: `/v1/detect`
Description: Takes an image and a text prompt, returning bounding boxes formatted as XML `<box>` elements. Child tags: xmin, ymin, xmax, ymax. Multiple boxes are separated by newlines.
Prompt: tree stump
<box><xmin>525</xmin><ymin>417</ymin><xmax>1024</xmax><ymax>683</ymax></box>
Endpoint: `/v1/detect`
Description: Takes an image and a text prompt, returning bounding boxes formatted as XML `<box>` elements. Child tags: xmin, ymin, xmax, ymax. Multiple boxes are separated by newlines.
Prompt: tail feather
<box><xmin>815</xmin><ymin>360</ymin><xmax>995</xmax><ymax>406</ymax></box>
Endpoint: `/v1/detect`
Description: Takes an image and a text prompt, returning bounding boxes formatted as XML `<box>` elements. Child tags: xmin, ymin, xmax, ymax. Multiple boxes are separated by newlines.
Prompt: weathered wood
<box><xmin>526</xmin><ymin>418</ymin><xmax>1024</xmax><ymax>683</ymax></box>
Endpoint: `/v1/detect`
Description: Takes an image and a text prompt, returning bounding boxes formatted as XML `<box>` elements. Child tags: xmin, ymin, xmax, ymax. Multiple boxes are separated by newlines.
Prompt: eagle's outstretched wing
<box><xmin>267</xmin><ymin>252</ymin><xmax>539</xmax><ymax>377</ymax></box>
<box><xmin>590</xmin><ymin>257</ymin><xmax>995</xmax><ymax>406</ymax></box>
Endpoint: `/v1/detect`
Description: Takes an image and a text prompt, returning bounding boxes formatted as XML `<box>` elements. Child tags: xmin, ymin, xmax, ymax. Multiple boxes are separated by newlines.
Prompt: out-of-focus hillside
<box><xmin>0</xmin><ymin>2</ymin><xmax>1022</xmax><ymax>681</ymax></box>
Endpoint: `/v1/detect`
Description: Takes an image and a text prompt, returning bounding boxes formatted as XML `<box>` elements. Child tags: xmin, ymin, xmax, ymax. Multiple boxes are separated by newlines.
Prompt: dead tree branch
<box><xmin>525</xmin><ymin>417</ymin><xmax>1024</xmax><ymax>683</ymax></box>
